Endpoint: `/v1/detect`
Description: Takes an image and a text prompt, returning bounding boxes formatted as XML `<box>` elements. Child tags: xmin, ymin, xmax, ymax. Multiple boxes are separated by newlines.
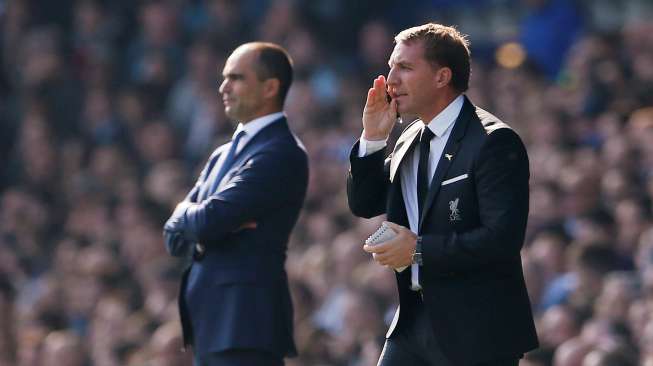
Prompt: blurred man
<box><xmin>347</xmin><ymin>23</ymin><xmax>539</xmax><ymax>365</ymax></box>
<box><xmin>0</xmin><ymin>274</ymin><xmax>16</xmax><ymax>366</ymax></box>
<box><xmin>163</xmin><ymin>42</ymin><xmax>308</xmax><ymax>366</ymax></box>
<box><xmin>40</xmin><ymin>331</ymin><xmax>87</xmax><ymax>366</ymax></box>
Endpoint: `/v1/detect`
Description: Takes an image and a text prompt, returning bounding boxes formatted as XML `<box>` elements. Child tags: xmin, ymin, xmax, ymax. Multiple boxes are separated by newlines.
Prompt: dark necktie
<box><xmin>199</xmin><ymin>130</ymin><xmax>246</xmax><ymax>200</ymax></box>
<box><xmin>417</xmin><ymin>126</ymin><xmax>435</xmax><ymax>219</ymax></box>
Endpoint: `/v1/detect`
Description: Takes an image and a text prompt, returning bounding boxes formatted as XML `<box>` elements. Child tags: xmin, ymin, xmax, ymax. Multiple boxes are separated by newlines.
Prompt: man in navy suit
<box><xmin>163</xmin><ymin>42</ymin><xmax>308</xmax><ymax>366</ymax></box>
<box><xmin>347</xmin><ymin>23</ymin><xmax>539</xmax><ymax>365</ymax></box>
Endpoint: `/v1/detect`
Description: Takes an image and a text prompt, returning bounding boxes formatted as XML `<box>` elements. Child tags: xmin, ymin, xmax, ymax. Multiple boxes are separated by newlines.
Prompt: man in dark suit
<box><xmin>347</xmin><ymin>23</ymin><xmax>539</xmax><ymax>366</ymax></box>
<box><xmin>163</xmin><ymin>42</ymin><xmax>308</xmax><ymax>366</ymax></box>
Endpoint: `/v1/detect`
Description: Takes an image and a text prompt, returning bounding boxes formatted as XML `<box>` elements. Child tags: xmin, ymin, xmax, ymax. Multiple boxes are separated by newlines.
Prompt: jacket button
<box><xmin>193</xmin><ymin>243</ymin><xmax>205</xmax><ymax>261</ymax></box>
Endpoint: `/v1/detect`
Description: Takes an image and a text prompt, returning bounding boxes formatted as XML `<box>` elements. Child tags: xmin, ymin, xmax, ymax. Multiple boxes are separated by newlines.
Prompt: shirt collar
<box><xmin>233</xmin><ymin>111</ymin><xmax>285</xmax><ymax>139</ymax></box>
<box><xmin>422</xmin><ymin>94</ymin><xmax>464</xmax><ymax>138</ymax></box>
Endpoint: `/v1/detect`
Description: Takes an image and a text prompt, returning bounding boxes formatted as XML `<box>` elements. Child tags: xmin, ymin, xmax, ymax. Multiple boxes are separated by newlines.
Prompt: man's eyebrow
<box><xmin>222</xmin><ymin>72</ymin><xmax>244</xmax><ymax>79</ymax></box>
<box><xmin>388</xmin><ymin>59</ymin><xmax>412</xmax><ymax>68</ymax></box>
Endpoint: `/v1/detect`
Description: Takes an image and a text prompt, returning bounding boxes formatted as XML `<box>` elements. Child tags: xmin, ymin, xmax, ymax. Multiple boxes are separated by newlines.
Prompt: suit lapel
<box><xmin>197</xmin><ymin>144</ymin><xmax>229</xmax><ymax>200</ymax></box>
<box><xmin>419</xmin><ymin>98</ymin><xmax>475</xmax><ymax>231</ymax></box>
<box><xmin>215</xmin><ymin>118</ymin><xmax>288</xmax><ymax>190</ymax></box>
<box><xmin>390</xmin><ymin>121</ymin><xmax>422</xmax><ymax>183</ymax></box>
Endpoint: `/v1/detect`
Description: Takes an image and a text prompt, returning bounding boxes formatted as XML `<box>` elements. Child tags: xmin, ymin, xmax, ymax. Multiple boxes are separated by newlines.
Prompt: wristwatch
<box><xmin>412</xmin><ymin>236</ymin><xmax>423</xmax><ymax>266</ymax></box>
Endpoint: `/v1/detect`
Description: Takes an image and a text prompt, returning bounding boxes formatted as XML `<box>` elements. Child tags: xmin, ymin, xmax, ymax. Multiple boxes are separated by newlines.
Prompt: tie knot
<box><xmin>420</xmin><ymin>126</ymin><xmax>435</xmax><ymax>144</ymax></box>
<box><xmin>232</xmin><ymin>130</ymin><xmax>246</xmax><ymax>141</ymax></box>
<box><xmin>230</xmin><ymin>130</ymin><xmax>246</xmax><ymax>153</ymax></box>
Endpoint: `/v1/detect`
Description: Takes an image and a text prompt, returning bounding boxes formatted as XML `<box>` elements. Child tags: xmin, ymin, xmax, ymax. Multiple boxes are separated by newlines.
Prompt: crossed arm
<box><xmin>163</xmin><ymin>148</ymin><xmax>307</xmax><ymax>256</ymax></box>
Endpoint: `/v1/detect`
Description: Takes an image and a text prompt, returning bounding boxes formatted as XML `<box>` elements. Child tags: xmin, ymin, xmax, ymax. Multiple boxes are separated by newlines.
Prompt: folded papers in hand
<box><xmin>365</xmin><ymin>222</ymin><xmax>407</xmax><ymax>272</ymax></box>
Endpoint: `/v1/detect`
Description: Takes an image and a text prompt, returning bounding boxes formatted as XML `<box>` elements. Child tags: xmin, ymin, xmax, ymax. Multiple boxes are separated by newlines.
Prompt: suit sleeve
<box><xmin>162</xmin><ymin>156</ymin><xmax>216</xmax><ymax>256</ymax></box>
<box><xmin>422</xmin><ymin>129</ymin><xmax>530</xmax><ymax>273</ymax></box>
<box><xmin>182</xmin><ymin>146</ymin><xmax>308</xmax><ymax>244</ymax></box>
<box><xmin>347</xmin><ymin>141</ymin><xmax>390</xmax><ymax>219</ymax></box>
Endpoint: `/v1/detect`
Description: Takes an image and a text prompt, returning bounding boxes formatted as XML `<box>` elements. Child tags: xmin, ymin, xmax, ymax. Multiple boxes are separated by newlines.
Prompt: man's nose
<box><xmin>219</xmin><ymin>79</ymin><xmax>229</xmax><ymax>94</ymax></box>
<box><xmin>386</xmin><ymin>67</ymin><xmax>399</xmax><ymax>88</ymax></box>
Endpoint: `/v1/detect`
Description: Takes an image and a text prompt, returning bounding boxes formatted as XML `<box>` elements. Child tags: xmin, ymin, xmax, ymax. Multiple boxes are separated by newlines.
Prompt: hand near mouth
<box><xmin>362</xmin><ymin>75</ymin><xmax>398</xmax><ymax>141</ymax></box>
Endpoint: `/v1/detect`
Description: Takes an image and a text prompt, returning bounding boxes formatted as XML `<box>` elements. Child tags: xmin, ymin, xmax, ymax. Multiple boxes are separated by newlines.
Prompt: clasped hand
<box><xmin>163</xmin><ymin>201</ymin><xmax>194</xmax><ymax>256</ymax></box>
<box><xmin>363</xmin><ymin>222</ymin><xmax>417</xmax><ymax>269</ymax></box>
<box><xmin>163</xmin><ymin>201</ymin><xmax>259</xmax><ymax>256</ymax></box>
<box><xmin>164</xmin><ymin>201</ymin><xmax>193</xmax><ymax>234</ymax></box>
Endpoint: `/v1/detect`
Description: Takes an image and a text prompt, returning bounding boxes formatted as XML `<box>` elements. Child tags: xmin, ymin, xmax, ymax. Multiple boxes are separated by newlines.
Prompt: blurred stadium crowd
<box><xmin>1</xmin><ymin>0</ymin><xmax>653</xmax><ymax>365</ymax></box>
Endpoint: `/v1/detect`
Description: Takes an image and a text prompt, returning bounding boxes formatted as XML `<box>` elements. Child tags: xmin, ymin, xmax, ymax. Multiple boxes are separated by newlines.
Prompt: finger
<box><xmin>363</xmin><ymin>244</ymin><xmax>384</xmax><ymax>253</ymax></box>
<box><xmin>380</xmin><ymin>252</ymin><xmax>404</xmax><ymax>268</ymax></box>
<box><xmin>371</xmin><ymin>240</ymin><xmax>394</xmax><ymax>252</ymax></box>
<box><xmin>375</xmin><ymin>252</ymin><xmax>392</xmax><ymax>265</ymax></box>
<box><xmin>372</xmin><ymin>253</ymin><xmax>390</xmax><ymax>266</ymax></box>
<box><xmin>384</xmin><ymin>221</ymin><xmax>404</xmax><ymax>233</ymax></box>
<box><xmin>381</xmin><ymin>236</ymin><xmax>401</xmax><ymax>249</ymax></box>
<box><xmin>374</xmin><ymin>76</ymin><xmax>386</xmax><ymax>96</ymax></box>
<box><xmin>366</xmin><ymin>88</ymin><xmax>375</xmax><ymax>106</ymax></box>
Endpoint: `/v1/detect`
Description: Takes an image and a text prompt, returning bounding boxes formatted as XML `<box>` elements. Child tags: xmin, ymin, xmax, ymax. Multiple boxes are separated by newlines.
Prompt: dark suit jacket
<box><xmin>167</xmin><ymin>118</ymin><xmax>308</xmax><ymax>358</ymax></box>
<box><xmin>347</xmin><ymin>97</ymin><xmax>538</xmax><ymax>365</ymax></box>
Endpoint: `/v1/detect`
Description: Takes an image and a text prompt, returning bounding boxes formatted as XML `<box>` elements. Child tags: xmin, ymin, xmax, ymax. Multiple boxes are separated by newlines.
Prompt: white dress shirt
<box><xmin>232</xmin><ymin>111</ymin><xmax>285</xmax><ymax>154</ymax></box>
<box><xmin>358</xmin><ymin>95</ymin><xmax>464</xmax><ymax>290</ymax></box>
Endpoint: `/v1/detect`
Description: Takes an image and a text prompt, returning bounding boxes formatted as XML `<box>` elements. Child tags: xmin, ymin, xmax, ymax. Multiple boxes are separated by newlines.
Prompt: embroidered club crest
<box><xmin>449</xmin><ymin>198</ymin><xmax>461</xmax><ymax>222</ymax></box>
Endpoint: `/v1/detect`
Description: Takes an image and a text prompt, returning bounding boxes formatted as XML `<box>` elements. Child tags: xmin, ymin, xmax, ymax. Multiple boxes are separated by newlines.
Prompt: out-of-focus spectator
<box><xmin>167</xmin><ymin>39</ymin><xmax>226</xmax><ymax>163</ymax></box>
<box><xmin>520</xmin><ymin>0</ymin><xmax>583</xmax><ymax>79</ymax></box>
<box><xmin>540</xmin><ymin>242</ymin><xmax>620</xmax><ymax>312</ymax></box>
<box><xmin>554</xmin><ymin>337</ymin><xmax>592</xmax><ymax>366</ymax></box>
<box><xmin>582</xmin><ymin>346</ymin><xmax>638</xmax><ymax>366</ymax></box>
<box><xmin>183</xmin><ymin>0</ymin><xmax>253</xmax><ymax>54</ymax></box>
<box><xmin>538</xmin><ymin>305</ymin><xmax>581</xmax><ymax>348</ymax></box>
<box><xmin>40</xmin><ymin>330</ymin><xmax>88</xmax><ymax>366</ymax></box>
<box><xmin>148</xmin><ymin>321</ymin><xmax>192</xmax><ymax>366</ymax></box>
<box><xmin>0</xmin><ymin>274</ymin><xmax>16</xmax><ymax>366</ymax></box>
<box><xmin>594</xmin><ymin>272</ymin><xmax>639</xmax><ymax>324</ymax></box>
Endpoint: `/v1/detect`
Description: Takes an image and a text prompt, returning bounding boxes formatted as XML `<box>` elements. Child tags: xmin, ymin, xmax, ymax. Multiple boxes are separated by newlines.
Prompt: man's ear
<box><xmin>435</xmin><ymin>67</ymin><xmax>452</xmax><ymax>88</ymax></box>
<box><xmin>262</xmin><ymin>78</ymin><xmax>280</xmax><ymax>100</ymax></box>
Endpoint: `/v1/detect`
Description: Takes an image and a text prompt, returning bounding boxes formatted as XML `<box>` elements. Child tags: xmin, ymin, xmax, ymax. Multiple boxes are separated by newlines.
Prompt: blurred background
<box><xmin>1</xmin><ymin>0</ymin><xmax>653</xmax><ymax>365</ymax></box>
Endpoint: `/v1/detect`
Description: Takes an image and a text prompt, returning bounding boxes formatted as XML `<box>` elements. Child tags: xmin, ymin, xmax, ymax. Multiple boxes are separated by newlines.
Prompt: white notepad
<box><xmin>365</xmin><ymin>222</ymin><xmax>407</xmax><ymax>272</ymax></box>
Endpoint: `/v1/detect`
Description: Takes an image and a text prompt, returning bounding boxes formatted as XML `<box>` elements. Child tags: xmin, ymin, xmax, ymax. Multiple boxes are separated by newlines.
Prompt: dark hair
<box><xmin>243</xmin><ymin>42</ymin><xmax>294</xmax><ymax>107</ymax></box>
<box><xmin>395</xmin><ymin>23</ymin><xmax>471</xmax><ymax>93</ymax></box>
<box><xmin>572</xmin><ymin>243</ymin><xmax>619</xmax><ymax>274</ymax></box>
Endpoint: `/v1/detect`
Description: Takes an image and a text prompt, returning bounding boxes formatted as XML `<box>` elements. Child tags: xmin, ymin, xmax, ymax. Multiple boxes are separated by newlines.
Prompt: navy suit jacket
<box><xmin>166</xmin><ymin>117</ymin><xmax>308</xmax><ymax>358</ymax></box>
<box><xmin>347</xmin><ymin>98</ymin><xmax>538</xmax><ymax>365</ymax></box>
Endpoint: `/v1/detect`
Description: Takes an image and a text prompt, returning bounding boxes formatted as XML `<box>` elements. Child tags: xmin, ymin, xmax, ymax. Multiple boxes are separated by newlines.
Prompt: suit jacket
<box><xmin>347</xmin><ymin>97</ymin><xmax>538</xmax><ymax>365</ymax></box>
<box><xmin>167</xmin><ymin>118</ymin><xmax>308</xmax><ymax>358</ymax></box>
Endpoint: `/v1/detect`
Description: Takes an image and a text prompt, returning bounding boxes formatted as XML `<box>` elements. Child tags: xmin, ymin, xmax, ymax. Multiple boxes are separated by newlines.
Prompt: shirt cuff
<box><xmin>358</xmin><ymin>133</ymin><xmax>387</xmax><ymax>157</ymax></box>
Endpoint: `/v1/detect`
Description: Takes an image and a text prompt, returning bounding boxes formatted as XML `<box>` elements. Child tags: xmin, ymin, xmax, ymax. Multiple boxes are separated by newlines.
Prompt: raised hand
<box><xmin>362</xmin><ymin>75</ymin><xmax>398</xmax><ymax>141</ymax></box>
